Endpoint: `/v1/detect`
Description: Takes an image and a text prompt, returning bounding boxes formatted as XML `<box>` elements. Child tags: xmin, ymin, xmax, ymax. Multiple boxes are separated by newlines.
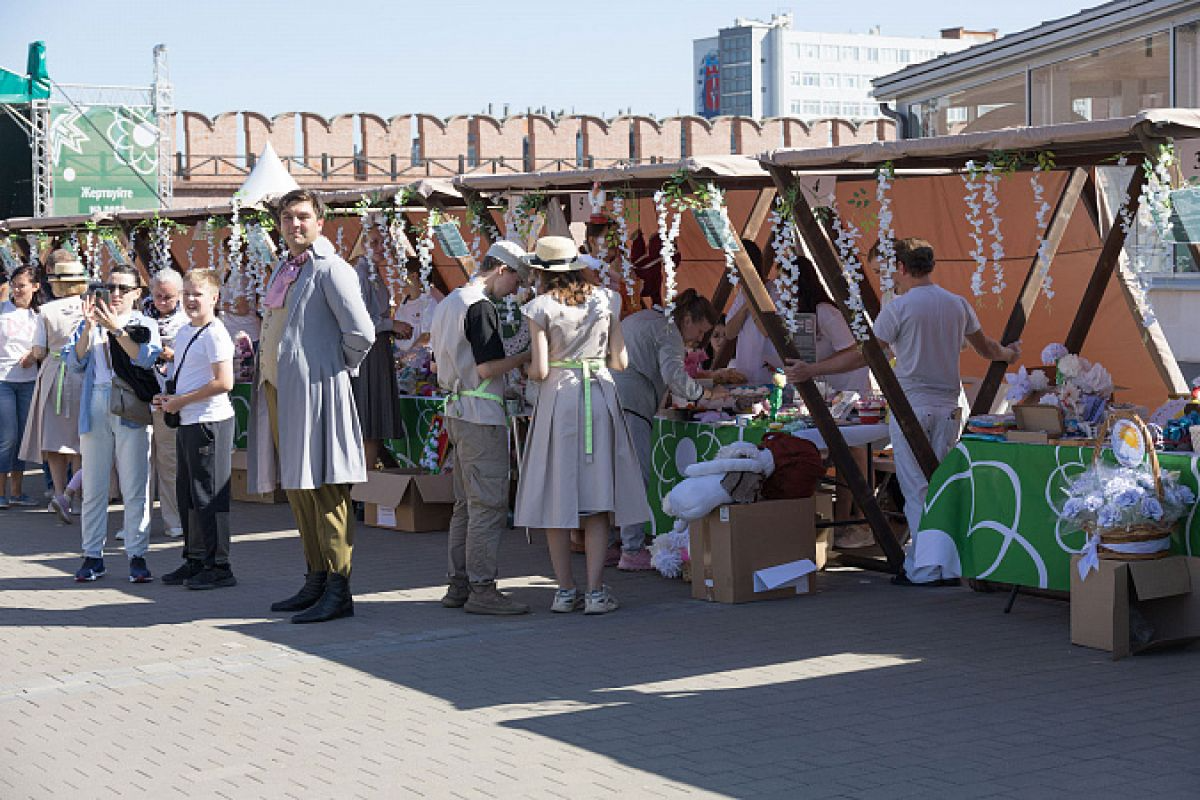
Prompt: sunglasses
<box><xmin>103</xmin><ymin>283</ymin><xmax>139</xmax><ymax>295</ymax></box>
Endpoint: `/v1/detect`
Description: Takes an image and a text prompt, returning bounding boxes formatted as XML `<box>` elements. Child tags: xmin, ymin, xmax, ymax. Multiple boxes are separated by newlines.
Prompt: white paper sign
<box><xmin>753</xmin><ymin>559</ymin><xmax>817</xmax><ymax>594</ymax></box>
<box><xmin>376</xmin><ymin>506</ymin><xmax>397</xmax><ymax>527</ymax></box>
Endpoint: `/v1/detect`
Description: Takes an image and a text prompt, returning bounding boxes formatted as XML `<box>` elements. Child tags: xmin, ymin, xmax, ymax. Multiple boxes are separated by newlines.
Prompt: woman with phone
<box><xmin>65</xmin><ymin>263</ymin><xmax>161</xmax><ymax>583</ymax></box>
<box><xmin>154</xmin><ymin>269</ymin><xmax>236</xmax><ymax>589</ymax></box>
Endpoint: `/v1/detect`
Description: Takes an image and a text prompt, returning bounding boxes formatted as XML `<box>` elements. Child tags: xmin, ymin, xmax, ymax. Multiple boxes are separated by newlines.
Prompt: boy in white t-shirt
<box><xmin>154</xmin><ymin>270</ymin><xmax>237</xmax><ymax>589</ymax></box>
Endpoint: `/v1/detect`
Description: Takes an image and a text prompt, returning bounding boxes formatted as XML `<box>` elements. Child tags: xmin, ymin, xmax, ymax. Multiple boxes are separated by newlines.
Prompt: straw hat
<box><xmin>525</xmin><ymin>236</ymin><xmax>583</xmax><ymax>272</ymax></box>
<box><xmin>48</xmin><ymin>258</ymin><xmax>89</xmax><ymax>283</ymax></box>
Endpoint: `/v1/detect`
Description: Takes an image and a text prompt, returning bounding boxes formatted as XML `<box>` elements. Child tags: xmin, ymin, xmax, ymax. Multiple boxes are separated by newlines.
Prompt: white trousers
<box><xmin>79</xmin><ymin>385</ymin><xmax>152</xmax><ymax>559</ymax></box>
<box><xmin>889</xmin><ymin>400</ymin><xmax>964</xmax><ymax>583</ymax></box>
<box><xmin>151</xmin><ymin>410</ymin><xmax>181</xmax><ymax>530</ymax></box>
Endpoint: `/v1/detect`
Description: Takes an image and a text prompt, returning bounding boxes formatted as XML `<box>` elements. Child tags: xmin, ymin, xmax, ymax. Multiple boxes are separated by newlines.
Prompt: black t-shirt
<box><xmin>464</xmin><ymin>299</ymin><xmax>507</xmax><ymax>365</ymax></box>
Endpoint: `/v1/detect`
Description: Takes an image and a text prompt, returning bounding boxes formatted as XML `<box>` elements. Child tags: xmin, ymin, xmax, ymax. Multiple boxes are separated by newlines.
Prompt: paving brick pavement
<box><xmin>2</xmin><ymin>494</ymin><xmax>1200</xmax><ymax>799</ymax></box>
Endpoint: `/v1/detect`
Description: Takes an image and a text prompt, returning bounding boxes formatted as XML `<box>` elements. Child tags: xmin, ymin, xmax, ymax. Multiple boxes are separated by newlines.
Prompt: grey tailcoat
<box><xmin>248</xmin><ymin>235</ymin><xmax>375</xmax><ymax>492</ymax></box>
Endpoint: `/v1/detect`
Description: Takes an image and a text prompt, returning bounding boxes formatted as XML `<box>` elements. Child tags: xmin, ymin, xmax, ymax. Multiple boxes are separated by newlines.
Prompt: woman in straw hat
<box><xmin>19</xmin><ymin>250</ymin><xmax>87</xmax><ymax>522</ymax></box>
<box><xmin>514</xmin><ymin>236</ymin><xmax>650</xmax><ymax>615</ymax></box>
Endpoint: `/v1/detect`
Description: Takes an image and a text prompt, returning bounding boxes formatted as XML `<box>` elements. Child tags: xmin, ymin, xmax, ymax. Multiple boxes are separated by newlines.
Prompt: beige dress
<box><xmin>19</xmin><ymin>296</ymin><xmax>84</xmax><ymax>459</ymax></box>
<box><xmin>514</xmin><ymin>288</ymin><xmax>650</xmax><ymax>530</ymax></box>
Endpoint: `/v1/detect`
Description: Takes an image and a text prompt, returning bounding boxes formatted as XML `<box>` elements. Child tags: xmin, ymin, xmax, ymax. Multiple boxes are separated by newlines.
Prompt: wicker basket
<box><xmin>1087</xmin><ymin>411</ymin><xmax>1175</xmax><ymax>561</ymax></box>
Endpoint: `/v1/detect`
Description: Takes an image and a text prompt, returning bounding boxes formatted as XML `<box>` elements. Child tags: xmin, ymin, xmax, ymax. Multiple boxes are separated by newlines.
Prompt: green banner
<box><xmin>49</xmin><ymin>104</ymin><xmax>160</xmax><ymax>216</ymax></box>
<box><xmin>919</xmin><ymin>439</ymin><xmax>1200</xmax><ymax>591</ymax></box>
<box><xmin>650</xmin><ymin>417</ymin><xmax>766</xmax><ymax>536</ymax></box>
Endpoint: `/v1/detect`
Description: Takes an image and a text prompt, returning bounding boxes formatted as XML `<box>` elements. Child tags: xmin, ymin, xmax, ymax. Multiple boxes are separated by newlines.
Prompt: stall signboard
<box><xmin>48</xmin><ymin>103</ymin><xmax>161</xmax><ymax>216</ymax></box>
<box><xmin>692</xmin><ymin>208</ymin><xmax>739</xmax><ymax>252</ymax></box>
<box><xmin>433</xmin><ymin>222</ymin><xmax>469</xmax><ymax>259</ymax></box>
<box><xmin>793</xmin><ymin>312</ymin><xmax>817</xmax><ymax>364</ymax></box>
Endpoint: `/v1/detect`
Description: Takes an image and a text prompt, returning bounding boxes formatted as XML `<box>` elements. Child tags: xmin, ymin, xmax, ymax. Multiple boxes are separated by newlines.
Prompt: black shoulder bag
<box><xmin>163</xmin><ymin>322</ymin><xmax>213</xmax><ymax>429</ymax></box>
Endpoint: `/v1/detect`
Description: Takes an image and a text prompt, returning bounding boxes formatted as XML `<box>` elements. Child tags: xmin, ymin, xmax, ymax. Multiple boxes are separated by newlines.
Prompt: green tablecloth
<box><xmin>917</xmin><ymin>439</ymin><xmax>1200</xmax><ymax>592</ymax></box>
<box><xmin>649</xmin><ymin>418</ymin><xmax>765</xmax><ymax>536</ymax></box>
<box><xmin>384</xmin><ymin>396</ymin><xmax>445</xmax><ymax>468</ymax></box>
<box><xmin>229</xmin><ymin>383</ymin><xmax>441</xmax><ymax>466</ymax></box>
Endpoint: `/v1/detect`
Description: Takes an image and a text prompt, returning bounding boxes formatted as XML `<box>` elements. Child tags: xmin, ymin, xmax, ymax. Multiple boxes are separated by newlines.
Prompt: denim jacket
<box><xmin>64</xmin><ymin>311</ymin><xmax>162</xmax><ymax>434</ymax></box>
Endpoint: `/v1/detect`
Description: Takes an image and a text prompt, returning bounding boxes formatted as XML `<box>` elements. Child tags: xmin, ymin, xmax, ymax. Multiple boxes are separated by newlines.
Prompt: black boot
<box><xmin>291</xmin><ymin>573</ymin><xmax>354</xmax><ymax>624</ymax></box>
<box><xmin>270</xmin><ymin>571</ymin><xmax>327</xmax><ymax>612</ymax></box>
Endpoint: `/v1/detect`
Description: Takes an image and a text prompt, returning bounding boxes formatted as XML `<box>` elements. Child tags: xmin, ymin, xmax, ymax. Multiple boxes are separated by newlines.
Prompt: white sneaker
<box><xmin>165</xmin><ymin>528</ymin><xmax>184</xmax><ymax>539</ymax></box>
<box><xmin>550</xmin><ymin>588</ymin><xmax>583</xmax><ymax>613</ymax></box>
<box><xmin>584</xmin><ymin>585</ymin><xmax>619</xmax><ymax>615</ymax></box>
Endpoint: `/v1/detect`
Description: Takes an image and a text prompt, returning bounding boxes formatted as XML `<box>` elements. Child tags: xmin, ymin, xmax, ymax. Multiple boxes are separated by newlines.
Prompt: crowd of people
<box><xmin>0</xmin><ymin>187</ymin><xmax>1019</xmax><ymax>622</ymax></box>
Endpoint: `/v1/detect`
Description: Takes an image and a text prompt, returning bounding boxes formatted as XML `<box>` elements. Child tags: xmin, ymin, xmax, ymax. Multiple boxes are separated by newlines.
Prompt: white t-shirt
<box><xmin>170</xmin><ymin>321</ymin><xmax>235</xmax><ymax>426</ymax></box>
<box><xmin>728</xmin><ymin>291</ymin><xmax>783</xmax><ymax>385</ymax></box>
<box><xmin>0</xmin><ymin>301</ymin><xmax>39</xmax><ymax>382</ymax></box>
<box><xmin>394</xmin><ymin>294</ymin><xmax>438</xmax><ymax>351</ymax></box>
<box><xmin>814</xmin><ymin>303</ymin><xmax>871</xmax><ymax>397</ymax></box>
<box><xmin>88</xmin><ymin>313</ymin><xmax>133</xmax><ymax>387</ymax></box>
<box><xmin>872</xmin><ymin>284</ymin><xmax>980</xmax><ymax>407</ymax></box>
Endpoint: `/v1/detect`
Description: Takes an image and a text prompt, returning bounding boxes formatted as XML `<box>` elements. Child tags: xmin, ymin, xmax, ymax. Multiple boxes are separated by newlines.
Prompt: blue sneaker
<box><xmin>74</xmin><ymin>557</ymin><xmax>106</xmax><ymax>582</ymax></box>
<box><xmin>129</xmin><ymin>556</ymin><xmax>152</xmax><ymax>583</ymax></box>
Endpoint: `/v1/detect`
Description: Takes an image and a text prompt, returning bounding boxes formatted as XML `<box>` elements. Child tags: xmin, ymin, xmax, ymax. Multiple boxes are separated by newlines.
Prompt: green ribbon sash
<box><xmin>549</xmin><ymin>358</ymin><xmax>605</xmax><ymax>458</ymax></box>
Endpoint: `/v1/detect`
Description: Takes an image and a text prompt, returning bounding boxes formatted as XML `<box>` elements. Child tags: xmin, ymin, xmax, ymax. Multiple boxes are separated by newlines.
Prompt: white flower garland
<box><xmin>469</xmin><ymin>207</ymin><xmax>499</xmax><ymax>262</ymax></box>
<box><xmin>874</xmin><ymin>165</ymin><xmax>898</xmax><ymax>295</ymax></box>
<box><xmin>611</xmin><ymin>195</ymin><xmax>636</xmax><ymax>298</ymax></box>
<box><xmin>372</xmin><ymin>212</ymin><xmax>405</xmax><ymax>303</ymax></box>
<box><xmin>1120</xmin><ymin>153</ymin><xmax>1163</xmax><ymax>328</ymax></box>
<box><xmin>102</xmin><ymin>239</ymin><xmax>123</xmax><ymax>275</ymax></box>
<box><xmin>768</xmin><ymin>200</ymin><xmax>802</xmax><ymax>334</ymax></box>
<box><xmin>83</xmin><ymin>230</ymin><xmax>100</xmax><ymax>275</ymax></box>
<box><xmin>1030</xmin><ymin>167</ymin><xmax>1055</xmax><ymax>300</ymax></box>
<box><xmin>335</xmin><ymin>226</ymin><xmax>345</xmax><ymax>258</ymax></box>
<box><xmin>416</xmin><ymin>218</ymin><xmax>436</xmax><ymax>294</ymax></box>
<box><xmin>0</xmin><ymin>239</ymin><xmax>21</xmax><ymax>272</ymax></box>
<box><xmin>828</xmin><ymin>204</ymin><xmax>871</xmax><ymax>341</ymax></box>
<box><xmin>149</xmin><ymin>219</ymin><xmax>173</xmax><ymax>274</ymax></box>
<box><xmin>982</xmin><ymin>162</ymin><xmax>1006</xmax><ymax>296</ymax></box>
<box><xmin>1141</xmin><ymin>144</ymin><xmax>1176</xmax><ymax>246</ymax></box>
<box><xmin>419</xmin><ymin>415</ymin><xmax>444</xmax><ymax>474</ymax></box>
<box><xmin>653</xmin><ymin>190</ymin><xmax>682</xmax><ymax>317</ymax></box>
<box><xmin>204</xmin><ymin>219</ymin><xmax>217</xmax><ymax>269</ymax></box>
<box><xmin>962</xmin><ymin>161</ymin><xmax>987</xmax><ymax>297</ymax></box>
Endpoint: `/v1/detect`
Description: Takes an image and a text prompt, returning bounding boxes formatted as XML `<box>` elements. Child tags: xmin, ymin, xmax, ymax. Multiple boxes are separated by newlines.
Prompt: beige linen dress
<box><xmin>19</xmin><ymin>296</ymin><xmax>84</xmax><ymax>460</ymax></box>
<box><xmin>514</xmin><ymin>287</ymin><xmax>650</xmax><ymax>530</ymax></box>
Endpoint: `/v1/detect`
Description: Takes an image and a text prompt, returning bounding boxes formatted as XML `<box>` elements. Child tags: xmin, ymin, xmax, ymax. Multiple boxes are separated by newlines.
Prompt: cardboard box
<box><xmin>1070</xmin><ymin>555</ymin><xmax>1200</xmax><ymax>660</ymax></box>
<box><xmin>813</xmin><ymin>487</ymin><xmax>834</xmax><ymax>570</ymax></box>
<box><xmin>691</xmin><ymin>497</ymin><xmax>817</xmax><ymax>604</ymax></box>
<box><xmin>230</xmin><ymin>449</ymin><xmax>287</xmax><ymax>504</ymax></box>
<box><xmin>351</xmin><ymin>468</ymin><xmax>455</xmax><ymax>532</ymax></box>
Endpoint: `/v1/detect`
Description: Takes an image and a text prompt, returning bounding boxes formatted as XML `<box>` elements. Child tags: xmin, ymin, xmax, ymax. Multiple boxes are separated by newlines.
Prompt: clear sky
<box><xmin>3</xmin><ymin>0</ymin><xmax>1095</xmax><ymax>118</ymax></box>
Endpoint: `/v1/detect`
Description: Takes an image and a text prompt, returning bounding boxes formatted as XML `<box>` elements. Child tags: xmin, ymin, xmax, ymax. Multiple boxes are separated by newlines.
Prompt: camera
<box><xmin>163</xmin><ymin>377</ymin><xmax>181</xmax><ymax>429</ymax></box>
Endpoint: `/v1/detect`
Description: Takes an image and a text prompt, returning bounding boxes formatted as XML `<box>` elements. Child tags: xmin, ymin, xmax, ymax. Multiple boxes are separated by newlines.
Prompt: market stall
<box><xmin>458</xmin><ymin>157</ymin><xmax>904</xmax><ymax>567</ymax></box>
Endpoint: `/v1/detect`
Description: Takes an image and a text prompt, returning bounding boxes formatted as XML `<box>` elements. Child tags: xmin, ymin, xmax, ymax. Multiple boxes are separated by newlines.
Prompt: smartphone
<box><xmin>92</xmin><ymin>287</ymin><xmax>111</xmax><ymax>307</ymax></box>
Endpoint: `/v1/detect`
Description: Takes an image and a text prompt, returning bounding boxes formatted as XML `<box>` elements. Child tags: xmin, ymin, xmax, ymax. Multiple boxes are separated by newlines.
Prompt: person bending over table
<box><xmin>787</xmin><ymin>238</ymin><xmax>1019</xmax><ymax>585</ymax></box>
<box><xmin>780</xmin><ymin>255</ymin><xmax>876</xmax><ymax>548</ymax></box>
<box><xmin>611</xmin><ymin>288</ymin><xmax>727</xmax><ymax>570</ymax></box>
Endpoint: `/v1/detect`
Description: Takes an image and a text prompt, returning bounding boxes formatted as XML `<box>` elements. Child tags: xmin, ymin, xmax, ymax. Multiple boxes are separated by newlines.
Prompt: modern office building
<box><xmin>871</xmin><ymin>0</ymin><xmax>1200</xmax><ymax>138</ymax></box>
<box><xmin>692</xmin><ymin>15</ymin><xmax>987</xmax><ymax>121</ymax></box>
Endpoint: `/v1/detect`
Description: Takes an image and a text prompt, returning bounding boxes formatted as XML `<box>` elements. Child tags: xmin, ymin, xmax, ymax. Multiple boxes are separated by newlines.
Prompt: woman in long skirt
<box><xmin>514</xmin><ymin>237</ymin><xmax>650</xmax><ymax>615</ymax></box>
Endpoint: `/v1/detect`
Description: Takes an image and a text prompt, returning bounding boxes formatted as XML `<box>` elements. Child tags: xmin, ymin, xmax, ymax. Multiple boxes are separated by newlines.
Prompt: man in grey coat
<box><xmin>248</xmin><ymin>188</ymin><xmax>374</xmax><ymax>623</ymax></box>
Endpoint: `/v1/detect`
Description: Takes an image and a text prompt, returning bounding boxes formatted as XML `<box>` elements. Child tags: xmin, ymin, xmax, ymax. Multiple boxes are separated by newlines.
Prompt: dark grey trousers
<box><xmin>176</xmin><ymin>417</ymin><xmax>234</xmax><ymax>568</ymax></box>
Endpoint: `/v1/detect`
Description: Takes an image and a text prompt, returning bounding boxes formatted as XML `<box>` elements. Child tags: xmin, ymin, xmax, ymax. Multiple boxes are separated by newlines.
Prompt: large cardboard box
<box><xmin>351</xmin><ymin>468</ymin><xmax>455</xmax><ymax>532</ymax></box>
<box><xmin>813</xmin><ymin>487</ymin><xmax>834</xmax><ymax>570</ymax></box>
<box><xmin>691</xmin><ymin>497</ymin><xmax>817</xmax><ymax>603</ymax></box>
<box><xmin>1070</xmin><ymin>555</ymin><xmax>1200</xmax><ymax>660</ymax></box>
<box><xmin>230</xmin><ymin>449</ymin><xmax>287</xmax><ymax>504</ymax></box>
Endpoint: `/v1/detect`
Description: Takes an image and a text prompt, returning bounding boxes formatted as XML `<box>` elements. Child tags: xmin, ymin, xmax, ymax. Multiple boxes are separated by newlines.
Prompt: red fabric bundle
<box><xmin>759</xmin><ymin>433</ymin><xmax>824</xmax><ymax>500</ymax></box>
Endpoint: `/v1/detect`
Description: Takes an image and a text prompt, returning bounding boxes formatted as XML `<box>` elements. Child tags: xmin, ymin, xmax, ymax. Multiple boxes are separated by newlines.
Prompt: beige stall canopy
<box><xmin>761</xmin><ymin>110</ymin><xmax>1200</xmax><ymax>413</ymax></box>
<box><xmin>457</xmin><ymin>155</ymin><xmax>771</xmax><ymax>194</ymax></box>
<box><xmin>762</xmin><ymin>110</ymin><xmax>1200</xmax><ymax>171</ymax></box>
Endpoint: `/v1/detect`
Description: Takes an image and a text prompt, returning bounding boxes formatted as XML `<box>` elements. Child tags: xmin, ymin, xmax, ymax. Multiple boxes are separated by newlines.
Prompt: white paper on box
<box><xmin>376</xmin><ymin>506</ymin><xmax>397</xmax><ymax>527</ymax></box>
<box><xmin>753</xmin><ymin>559</ymin><xmax>817</xmax><ymax>594</ymax></box>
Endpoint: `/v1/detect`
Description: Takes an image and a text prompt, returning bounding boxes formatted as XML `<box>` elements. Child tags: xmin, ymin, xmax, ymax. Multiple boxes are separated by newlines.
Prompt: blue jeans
<box><xmin>79</xmin><ymin>384</ymin><xmax>152</xmax><ymax>559</ymax></box>
<box><xmin>0</xmin><ymin>379</ymin><xmax>35</xmax><ymax>474</ymax></box>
